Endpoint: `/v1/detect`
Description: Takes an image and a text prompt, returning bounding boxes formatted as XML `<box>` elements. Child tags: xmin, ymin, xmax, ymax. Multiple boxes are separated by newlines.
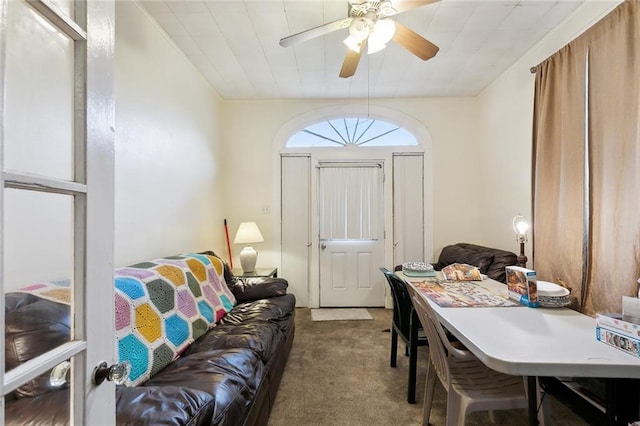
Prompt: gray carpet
<box><xmin>268</xmin><ymin>307</ymin><xmax>591</xmax><ymax>426</ymax></box>
<box><xmin>310</xmin><ymin>308</ymin><xmax>373</xmax><ymax>321</ymax></box>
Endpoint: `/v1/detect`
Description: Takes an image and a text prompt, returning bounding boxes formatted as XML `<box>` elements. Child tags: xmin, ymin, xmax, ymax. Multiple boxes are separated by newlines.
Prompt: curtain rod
<box><xmin>530</xmin><ymin>66</ymin><xmax>537</xmax><ymax>74</ymax></box>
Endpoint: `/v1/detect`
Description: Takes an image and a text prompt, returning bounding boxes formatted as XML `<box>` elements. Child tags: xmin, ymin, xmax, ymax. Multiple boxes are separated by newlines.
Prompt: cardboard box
<box><xmin>596</xmin><ymin>313</ymin><xmax>640</xmax><ymax>358</ymax></box>
<box><xmin>596</xmin><ymin>313</ymin><xmax>640</xmax><ymax>340</ymax></box>
<box><xmin>505</xmin><ymin>266</ymin><xmax>539</xmax><ymax>308</ymax></box>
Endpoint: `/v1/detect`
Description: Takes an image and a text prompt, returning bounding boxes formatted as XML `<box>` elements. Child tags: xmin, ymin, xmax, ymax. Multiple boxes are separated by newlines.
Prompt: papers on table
<box><xmin>411</xmin><ymin>278</ymin><xmax>518</xmax><ymax>308</ymax></box>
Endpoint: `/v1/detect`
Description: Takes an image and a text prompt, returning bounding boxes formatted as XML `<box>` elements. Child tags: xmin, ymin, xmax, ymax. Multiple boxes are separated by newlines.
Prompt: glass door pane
<box><xmin>4</xmin><ymin>0</ymin><xmax>75</xmax><ymax>181</ymax></box>
<box><xmin>3</xmin><ymin>189</ymin><xmax>74</xmax><ymax>423</ymax></box>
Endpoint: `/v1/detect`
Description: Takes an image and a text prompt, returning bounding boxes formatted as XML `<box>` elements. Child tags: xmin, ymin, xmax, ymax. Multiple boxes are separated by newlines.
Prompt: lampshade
<box><xmin>343</xmin><ymin>17</ymin><xmax>370</xmax><ymax>52</ymax></box>
<box><xmin>233</xmin><ymin>222</ymin><xmax>264</xmax><ymax>245</ymax></box>
<box><xmin>368</xmin><ymin>19</ymin><xmax>396</xmax><ymax>54</ymax></box>
<box><xmin>233</xmin><ymin>222</ymin><xmax>264</xmax><ymax>273</ymax></box>
<box><xmin>343</xmin><ymin>35</ymin><xmax>362</xmax><ymax>53</ymax></box>
<box><xmin>512</xmin><ymin>215</ymin><xmax>528</xmax><ymax>243</ymax></box>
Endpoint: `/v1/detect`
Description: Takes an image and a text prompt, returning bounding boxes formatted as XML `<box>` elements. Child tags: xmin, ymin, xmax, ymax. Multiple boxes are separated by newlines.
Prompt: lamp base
<box><xmin>516</xmin><ymin>255</ymin><xmax>528</xmax><ymax>268</ymax></box>
<box><xmin>239</xmin><ymin>246</ymin><xmax>258</xmax><ymax>273</ymax></box>
<box><xmin>517</xmin><ymin>242</ymin><xmax>528</xmax><ymax>268</ymax></box>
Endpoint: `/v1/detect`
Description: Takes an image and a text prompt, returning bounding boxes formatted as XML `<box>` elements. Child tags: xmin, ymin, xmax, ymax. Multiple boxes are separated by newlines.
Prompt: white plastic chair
<box><xmin>407</xmin><ymin>285</ymin><xmax>530</xmax><ymax>426</ymax></box>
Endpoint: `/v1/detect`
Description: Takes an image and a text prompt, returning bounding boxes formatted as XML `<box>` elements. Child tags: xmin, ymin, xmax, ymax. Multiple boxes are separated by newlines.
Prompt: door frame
<box><xmin>274</xmin><ymin>105</ymin><xmax>434</xmax><ymax>308</ymax></box>
<box><xmin>0</xmin><ymin>0</ymin><xmax>115</xmax><ymax>423</ymax></box>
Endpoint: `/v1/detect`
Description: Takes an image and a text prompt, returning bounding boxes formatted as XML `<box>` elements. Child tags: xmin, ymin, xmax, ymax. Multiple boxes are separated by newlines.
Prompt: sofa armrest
<box><xmin>116</xmin><ymin>385</ymin><xmax>215</xmax><ymax>426</ymax></box>
<box><xmin>230</xmin><ymin>277</ymin><xmax>289</xmax><ymax>303</ymax></box>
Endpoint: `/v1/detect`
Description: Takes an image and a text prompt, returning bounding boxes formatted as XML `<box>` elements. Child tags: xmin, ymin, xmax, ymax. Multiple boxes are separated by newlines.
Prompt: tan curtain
<box><xmin>532</xmin><ymin>40</ymin><xmax>588</xmax><ymax>308</ymax></box>
<box><xmin>583</xmin><ymin>0</ymin><xmax>640</xmax><ymax>315</ymax></box>
<box><xmin>533</xmin><ymin>0</ymin><xmax>640</xmax><ymax>315</ymax></box>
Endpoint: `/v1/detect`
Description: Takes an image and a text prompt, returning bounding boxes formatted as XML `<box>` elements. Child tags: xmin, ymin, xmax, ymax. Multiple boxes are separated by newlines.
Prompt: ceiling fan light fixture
<box><xmin>367</xmin><ymin>41</ymin><xmax>387</xmax><ymax>54</ymax></box>
<box><xmin>348</xmin><ymin>17</ymin><xmax>370</xmax><ymax>41</ymax></box>
<box><xmin>378</xmin><ymin>0</ymin><xmax>397</xmax><ymax>17</ymax></box>
<box><xmin>343</xmin><ymin>34</ymin><xmax>362</xmax><ymax>52</ymax></box>
<box><xmin>367</xmin><ymin>19</ymin><xmax>396</xmax><ymax>54</ymax></box>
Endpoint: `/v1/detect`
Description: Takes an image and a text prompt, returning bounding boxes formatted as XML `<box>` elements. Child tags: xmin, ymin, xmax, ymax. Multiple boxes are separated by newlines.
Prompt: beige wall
<box><xmin>221</xmin><ymin>97</ymin><xmax>483</xmax><ymax>266</ymax></box>
<box><xmin>4</xmin><ymin>3</ymin><xmax>226</xmax><ymax>291</ymax></box>
<box><xmin>3</xmin><ymin>1</ymin><xmax>621</xmax><ymax>290</ymax></box>
<box><xmin>477</xmin><ymin>0</ymin><xmax>622</xmax><ymax>263</ymax></box>
<box><xmin>220</xmin><ymin>1</ymin><xmax>622</xmax><ymax>270</ymax></box>
<box><xmin>110</xmin><ymin>0</ymin><xmax>623</xmax><ymax>275</ymax></box>
<box><xmin>114</xmin><ymin>3</ymin><xmax>225</xmax><ymax>266</ymax></box>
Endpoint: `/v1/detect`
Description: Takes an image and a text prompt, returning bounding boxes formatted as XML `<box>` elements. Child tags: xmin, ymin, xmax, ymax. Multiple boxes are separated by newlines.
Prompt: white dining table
<box><xmin>400</xmin><ymin>272</ymin><xmax>640</xmax><ymax>426</ymax></box>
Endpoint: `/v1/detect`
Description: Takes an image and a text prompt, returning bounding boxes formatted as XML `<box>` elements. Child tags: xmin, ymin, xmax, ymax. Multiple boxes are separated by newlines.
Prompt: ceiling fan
<box><xmin>279</xmin><ymin>0</ymin><xmax>441</xmax><ymax>78</ymax></box>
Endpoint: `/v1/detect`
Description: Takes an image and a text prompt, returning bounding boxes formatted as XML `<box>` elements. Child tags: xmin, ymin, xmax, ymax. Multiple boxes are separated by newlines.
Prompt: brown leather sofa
<box><xmin>4</xmin><ymin>261</ymin><xmax>295</xmax><ymax>426</ymax></box>
<box><xmin>432</xmin><ymin>242</ymin><xmax>518</xmax><ymax>283</ymax></box>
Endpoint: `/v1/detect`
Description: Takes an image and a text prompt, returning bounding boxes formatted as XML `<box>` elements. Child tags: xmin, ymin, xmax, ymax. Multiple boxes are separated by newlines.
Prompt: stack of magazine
<box><xmin>441</xmin><ymin>263</ymin><xmax>482</xmax><ymax>281</ymax></box>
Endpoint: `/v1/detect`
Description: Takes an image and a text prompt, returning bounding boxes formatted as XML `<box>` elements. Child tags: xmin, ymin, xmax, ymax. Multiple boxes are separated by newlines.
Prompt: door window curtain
<box><xmin>532</xmin><ymin>0</ymin><xmax>640</xmax><ymax>315</ymax></box>
<box><xmin>318</xmin><ymin>164</ymin><xmax>381</xmax><ymax>240</ymax></box>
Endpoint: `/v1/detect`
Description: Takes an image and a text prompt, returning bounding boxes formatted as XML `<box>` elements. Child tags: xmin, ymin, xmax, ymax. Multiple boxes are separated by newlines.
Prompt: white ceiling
<box><xmin>140</xmin><ymin>0</ymin><xmax>585</xmax><ymax>100</ymax></box>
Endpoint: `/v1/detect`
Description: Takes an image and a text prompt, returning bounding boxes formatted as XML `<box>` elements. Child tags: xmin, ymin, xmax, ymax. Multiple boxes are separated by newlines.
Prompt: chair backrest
<box><xmin>379</xmin><ymin>267</ymin><xmax>415</xmax><ymax>338</ymax></box>
<box><xmin>407</xmin><ymin>284</ymin><xmax>451</xmax><ymax>390</ymax></box>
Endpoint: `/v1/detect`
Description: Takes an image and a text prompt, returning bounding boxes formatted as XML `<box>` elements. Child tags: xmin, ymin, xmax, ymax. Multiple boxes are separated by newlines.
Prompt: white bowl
<box><xmin>537</xmin><ymin>280</ymin><xmax>570</xmax><ymax>297</ymax></box>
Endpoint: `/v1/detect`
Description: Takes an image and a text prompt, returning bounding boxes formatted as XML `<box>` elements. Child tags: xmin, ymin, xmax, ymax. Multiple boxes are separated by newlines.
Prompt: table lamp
<box><xmin>512</xmin><ymin>214</ymin><xmax>529</xmax><ymax>268</ymax></box>
<box><xmin>233</xmin><ymin>222</ymin><xmax>264</xmax><ymax>273</ymax></box>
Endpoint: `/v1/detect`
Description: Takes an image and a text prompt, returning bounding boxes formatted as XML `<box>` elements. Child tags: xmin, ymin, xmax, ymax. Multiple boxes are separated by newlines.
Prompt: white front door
<box><xmin>318</xmin><ymin>163</ymin><xmax>385</xmax><ymax>307</ymax></box>
<box><xmin>1</xmin><ymin>0</ymin><xmax>115</xmax><ymax>423</ymax></box>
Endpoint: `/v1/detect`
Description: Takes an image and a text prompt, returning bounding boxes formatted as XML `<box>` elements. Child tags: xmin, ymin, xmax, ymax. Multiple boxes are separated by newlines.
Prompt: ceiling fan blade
<box><xmin>280</xmin><ymin>17</ymin><xmax>353</xmax><ymax>48</ymax></box>
<box><xmin>339</xmin><ymin>42</ymin><xmax>366</xmax><ymax>78</ymax></box>
<box><xmin>391</xmin><ymin>0</ymin><xmax>441</xmax><ymax>15</ymax></box>
<box><xmin>392</xmin><ymin>22</ymin><xmax>439</xmax><ymax>61</ymax></box>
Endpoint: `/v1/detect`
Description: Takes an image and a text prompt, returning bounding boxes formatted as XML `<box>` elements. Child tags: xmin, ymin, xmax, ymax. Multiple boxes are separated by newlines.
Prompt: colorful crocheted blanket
<box><xmin>17</xmin><ymin>279</ymin><xmax>72</xmax><ymax>304</ymax></box>
<box><xmin>18</xmin><ymin>253</ymin><xmax>237</xmax><ymax>387</ymax></box>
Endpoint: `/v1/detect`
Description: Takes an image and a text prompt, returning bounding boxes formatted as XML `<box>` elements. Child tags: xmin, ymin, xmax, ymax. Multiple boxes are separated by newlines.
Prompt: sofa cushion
<box><xmin>231</xmin><ymin>277</ymin><xmax>289</xmax><ymax>303</ymax></box>
<box><xmin>184</xmin><ymin>321</ymin><xmax>283</xmax><ymax>363</ymax></box>
<box><xmin>221</xmin><ymin>294</ymin><xmax>296</xmax><ymax>335</ymax></box>
<box><xmin>114</xmin><ymin>253</ymin><xmax>238</xmax><ymax>386</ymax></box>
<box><xmin>4</xmin><ymin>385</ymin><xmax>216</xmax><ymax>426</ymax></box>
<box><xmin>4</xmin><ymin>389</ymin><xmax>69</xmax><ymax>425</ymax></box>
<box><xmin>457</xmin><ymin>243</ymin><xmax>517</xmax><ymax>283</ymax></box>
<box><xmin>437</xmin><ymin>246</ymin><xmax>494</xmax><ymax>274</ymax></box>
<box><xmin>143</xmin><ymin>348</ymin><xmax>263</xmax><ymax>425</ymax></box>
<box><xmin>434</xmin><ymin>243</ymin><xmax>517</xmax><ymax>283</ymax></box>
<box><xmin>4</xmin><ymin>295</ymin><xmax>70</xmax><ymax>398</ymax></box>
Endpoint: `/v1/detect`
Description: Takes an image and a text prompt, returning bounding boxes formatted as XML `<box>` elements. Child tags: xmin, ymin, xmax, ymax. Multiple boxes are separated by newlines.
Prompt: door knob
<box><xmin>49</xmin><ymin>360</ymin><xmax>71</xmax><ymax>387</ymax></box>
<box><xmin>320</xmin><ymin>243</ymin><xmax>326</xmax><ymax>250</ymax></box>
<box><xmin>93</xmin><ymin>360</ymin><xmax>131</xmax><ymax>385</ymax></box>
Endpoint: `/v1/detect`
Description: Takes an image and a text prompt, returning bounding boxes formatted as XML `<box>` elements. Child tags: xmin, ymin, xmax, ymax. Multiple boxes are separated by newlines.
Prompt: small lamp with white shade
<box><xmin>233</xmin><ymin>222</ymin><xmax>264</xmax><ymax>273</ymax></box>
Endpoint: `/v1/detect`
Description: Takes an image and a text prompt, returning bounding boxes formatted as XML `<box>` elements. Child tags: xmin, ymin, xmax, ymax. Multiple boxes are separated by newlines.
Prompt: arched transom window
<box><xmin>286</xmin><ymin>117</ymin><xmax>417</xmax><ymax>148</ymax></box>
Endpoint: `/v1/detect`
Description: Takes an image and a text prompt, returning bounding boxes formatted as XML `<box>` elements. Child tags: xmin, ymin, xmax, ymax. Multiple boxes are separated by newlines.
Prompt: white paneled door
<box><xmin>393</xmin><ymin>154</ymin><xmax>425</xmax><ymax>266</ymax></box>
<box><xmin>318</xmin><ymin>163</ymin><xmax>385</xmax><ymax>307</ymax></box>
<box><xmin>280</xmin><ymin>155</ymin><xmax>311</xmax><ymax>306</ymax></box>
<box><xmin>1</xmin><ymin>0</ymin><xmax>115</xmax><ymax>424</ymax></box>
